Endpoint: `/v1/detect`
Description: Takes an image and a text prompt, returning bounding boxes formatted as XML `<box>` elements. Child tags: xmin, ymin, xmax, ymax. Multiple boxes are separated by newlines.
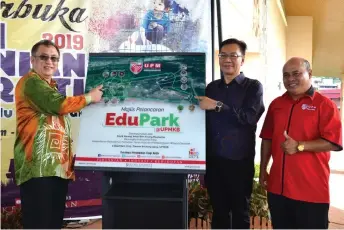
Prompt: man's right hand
<box><xmin>259</xmin><ymin>170</ymin><xmax>269</xmax><ymax>190</ymax></box>
<box><xmin>88</xmin><ymin>85</ymin><xmax>103</xmax><ymax>103</ymax></box>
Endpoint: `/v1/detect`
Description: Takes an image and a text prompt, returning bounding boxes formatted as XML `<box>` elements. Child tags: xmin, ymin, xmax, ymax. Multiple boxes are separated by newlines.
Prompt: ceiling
<box><xmin>284</xmin><ymin>0</ymin><xmax>344</xmax><ymax>77</ymax></box>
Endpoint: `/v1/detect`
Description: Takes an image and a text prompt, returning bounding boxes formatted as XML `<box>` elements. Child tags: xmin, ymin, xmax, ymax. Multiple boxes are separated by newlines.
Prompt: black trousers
<box><xmin>205</xmin><ymin>156</ymin><xmax>254</xmax><ymax>229</ymax></box>
<box><xmin>268</xmin><ymin>192</ymin><xmax>329</xmax><ymax>229</ymax></box>
<box><xmin>20</xmin><ymin>176</ymin><xmax>70</xmax><ymax>229</ymax></box>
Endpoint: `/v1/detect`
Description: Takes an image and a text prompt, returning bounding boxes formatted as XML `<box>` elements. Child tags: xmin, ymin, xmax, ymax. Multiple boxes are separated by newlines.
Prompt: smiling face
<box><xmin>219</xmin><ymin>43</ymin><xmax>244</xmax><ymax>78</ymax></box>
<box><xmin>153</xmin><ymin>0</ymin><xmax>165</xmax><ymax>11</ymax></box>
<box><xmin>283</xmin><ymin>58</ymin><xmax>312</xmax><ymax>98</ymax></box>
<box><xmin>30</xmin><ymin>45</ymin><xmax>59</xmax><ymax>81</ymax></box>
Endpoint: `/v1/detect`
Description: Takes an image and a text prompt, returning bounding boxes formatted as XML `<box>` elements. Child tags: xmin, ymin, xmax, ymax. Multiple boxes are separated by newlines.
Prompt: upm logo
<box><xmin>301</xmin><ymin>104</ymin><xmax>316</xmax><ymax>111</ymax></box>
<box><xmin>189</xmin><ymin>148</ymin><xmax>199</xmax><ymax>159</ymax></box>
<box><xmin>105</xmin><ymin>113</ymin><xmax>180</xmax><ymax>127</ymax></box>
<box><xmin>130</xmin><ymin>62</ymin><xmax>143</xmax><ymax>74</ymax></box>
<box><xmin>143</xmin><ymin>62</ymin><xmax>161</xmax><ymax>71</ymax></box>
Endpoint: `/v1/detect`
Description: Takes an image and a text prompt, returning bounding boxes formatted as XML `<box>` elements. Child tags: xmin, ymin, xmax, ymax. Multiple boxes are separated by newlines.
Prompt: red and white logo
<box><xmin>301</xmin><ymin>104</ymin><xmax>316</xmax><ymax>111</ymax></box>
<box><xmin>189</xmin><ymin>148</ymin><xmax>199</xmax><ymax>159</ymax></box>
<box><xmin>143</xmin><ymin>62</ymin><xmax>162</xmax><ymax>71</ymax></box>
<box><xmin>130</xmin><ymin>62</ymin><xmax>143</xmax><ymax>74</ymax></box>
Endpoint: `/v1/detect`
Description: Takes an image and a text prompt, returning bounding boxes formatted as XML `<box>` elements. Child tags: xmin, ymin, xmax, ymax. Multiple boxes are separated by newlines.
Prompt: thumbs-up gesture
<box><xmin>281</xmin><ymin>130</ymin><xmax>298</xmax><ymax>155</ymax></box>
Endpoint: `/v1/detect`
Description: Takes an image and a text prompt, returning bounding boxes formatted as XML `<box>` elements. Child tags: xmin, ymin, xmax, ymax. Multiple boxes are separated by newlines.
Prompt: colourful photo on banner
<box><xmin>86</xmin><ymin>0</ymin><xmax>211</xmax><ymax>53</ymax></box>
<box><xmin>75</xmin><ymin>53</ymin><xmax>206</xmax><ymax>172</ymax></box>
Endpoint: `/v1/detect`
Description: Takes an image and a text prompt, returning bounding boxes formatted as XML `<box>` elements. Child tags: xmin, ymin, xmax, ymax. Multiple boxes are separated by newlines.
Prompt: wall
<box><xmin>254</xmin><ymin>0</ymin><xmax>287</xmax><ymax>163</ymax></box>
<box><xmin>286</xmin><ymin>16</ymin><xmax>313</xmax><ymax>64</ymax></box>
<box><xmin>341</xmin><ymin>81</ymin><xmax>344</xmax><ymax>123</ymax></box>
<box><xmin>264</xmin><ymin>0</ymin><xmax>287</xmax><ymax>104</ymax></box>
<box><xmin>214</xmin><ymin>0</ymin><xmax>265</xmax><ymax>80</ymax></box>
<box><xmin>213</xmin><ymin>0</ymin><xmax>287</xmax><ymax>163</ymax></box>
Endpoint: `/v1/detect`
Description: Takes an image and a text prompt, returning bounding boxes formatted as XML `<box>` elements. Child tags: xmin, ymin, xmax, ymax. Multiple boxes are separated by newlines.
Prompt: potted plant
<box><xmin>249</xmin><ymin>164</ymin><xmax>271</xmax><ymax>228</ymax></box>
<box><xmin>1</xmin><ymin>206</ymin><xmax>23</xmax><ymax>229</ymax></box>
<box><xmin>187</xmin><ymin>164</ymin><xmax>271</xmax><ymax>229</ymax></box>
<box><xmin>188</xmin><ymin>179</ymin><xmax>212</xmax><ymax>229</ymax></box>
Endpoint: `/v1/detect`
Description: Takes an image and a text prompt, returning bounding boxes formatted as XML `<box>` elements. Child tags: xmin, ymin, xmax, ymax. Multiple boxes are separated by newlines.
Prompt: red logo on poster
<box><xmin>189</xmin><ymin>148</ymin><xmax>199</xmax><ymax>159</ymax></box>
<box><xmin>130</xmin><ymin>62</ymin><xmax>143</xmax><ymax>74</ymax></box>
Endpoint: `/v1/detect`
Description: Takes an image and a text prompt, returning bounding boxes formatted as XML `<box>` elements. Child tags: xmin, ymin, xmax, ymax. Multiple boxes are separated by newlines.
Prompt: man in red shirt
<box><xmin>259</xmin><ymin>57</ymin><xmax>342</xmax><ymax>229</ymax></box>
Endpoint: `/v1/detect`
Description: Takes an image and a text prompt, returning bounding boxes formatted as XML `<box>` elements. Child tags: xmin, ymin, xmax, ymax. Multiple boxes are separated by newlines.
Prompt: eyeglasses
<box><xmin>218</xmin><ymin>53</ymin><xmax>243</xmax><ymax>60</ymax></box>
<box><xmin>34</xmin><ymin>55</ymin><xmax>60</xmax><ymax>63</ymax></box>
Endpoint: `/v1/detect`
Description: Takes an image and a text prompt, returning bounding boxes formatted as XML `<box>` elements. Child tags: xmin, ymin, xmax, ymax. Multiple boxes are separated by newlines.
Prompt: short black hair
<box><xmin>31</xmin><ymin>40</ymin><xmax>60</xmax><ymax>57</ymax></box>
<box><xmin>219</xmin><ymin>38</ymin><xmax>247</xmax><ymax>56</ymax></box>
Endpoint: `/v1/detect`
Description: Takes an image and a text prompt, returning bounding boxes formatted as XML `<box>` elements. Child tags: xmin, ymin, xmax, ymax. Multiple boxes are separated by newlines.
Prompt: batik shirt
<box><xmin>14</xmin><ymin>70</ymin><xmax>92</xmax><ymax>185</ymax></box>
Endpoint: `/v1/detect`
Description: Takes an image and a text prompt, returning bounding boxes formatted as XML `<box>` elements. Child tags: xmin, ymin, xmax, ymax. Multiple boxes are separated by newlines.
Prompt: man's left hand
<box><xmin>281</xmin><ymin>131</ymin><xmax>298</xmax><ymax>154</ymax></box>
<box><xmin>195</xmin><ymin>96</ymin><xmax>217</xmax><ymax>110</ymax></box>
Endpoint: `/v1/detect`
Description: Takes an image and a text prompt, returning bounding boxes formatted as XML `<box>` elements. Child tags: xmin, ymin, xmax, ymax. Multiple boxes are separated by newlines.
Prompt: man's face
<box><xmin>153</xmin><ymin>0</ymin><xmax>165</xmax><ymax>11</ymax></box>
<box><xmin>283</xmin><ymin>59</ymin><xmax>312</xmax><ymax>96</ymax></box>
<box><xmin>219</xmin><ymin>44</ymin><xmax>244</xmax><ymax>76</ymax></box>
<box><xmin>31</xmin><ymin>45</ymin><xmax>59</xmax><ymax>79</ymax></box>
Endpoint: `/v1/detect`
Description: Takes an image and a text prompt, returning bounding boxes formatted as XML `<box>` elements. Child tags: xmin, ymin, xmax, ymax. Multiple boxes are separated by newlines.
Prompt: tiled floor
<box><xmin>329</xmin><ymin>172</ymin><xmax>344</xmax><ymax>229</ymax></box>
<box><xmin>77</xmin><ymin>208</ymin><xmax>344</xmax><ymax>229</ymax></box>
<box><xmin>68</xmin><ymin>219</ymin><xmax>101</xmax><ymax>229</ymax></box>
<box><xmin>329</xmin><ymin>151</ymin><xmax>344</xmax><ymax>229</ymax></box>
<box><xmin>329</xmin><ymin>206</ymin><xmax>344</xmax><ymax>229</ymax></box>
<box><xmin>75</xmin><ymin>174</ymin><xmax>344</xmax><ymax>229</ymax></box>
<box><xmin>74</xmin><ymin>152</ymin><xmax>344</xmax><ymax>229</ymax></box>
<box><xmin>82</xmin><ymin>219</ymin><xmax>101</xmax><ymax>229</ymax></box>
<box><xmin>77</xmin><ymin>209</ymin><xmax>344</xmax><ymax>229</ymax></box>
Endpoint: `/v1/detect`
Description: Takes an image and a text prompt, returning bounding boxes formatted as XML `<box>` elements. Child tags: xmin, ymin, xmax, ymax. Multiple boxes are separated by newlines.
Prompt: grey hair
<box><xmin>302</xmin><ymin>59</ymin><xmax>311</xmax><ymax>72</ymax></box>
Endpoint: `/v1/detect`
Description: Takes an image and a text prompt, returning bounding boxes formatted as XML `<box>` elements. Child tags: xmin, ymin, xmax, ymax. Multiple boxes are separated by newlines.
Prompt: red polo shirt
<box><xmin>260</xmin><ymin>88</ymin><xmax>342</xmax><ymax>203</ymax></box>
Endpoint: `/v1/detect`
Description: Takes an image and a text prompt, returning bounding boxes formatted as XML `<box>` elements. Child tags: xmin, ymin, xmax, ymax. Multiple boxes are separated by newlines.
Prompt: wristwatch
<box><xmin>215</xmin><ymin>101</ymin><xmax>223</xmax><ymax>112</ymax></box>
<box><xmin>297</xmin><ymin>142</ymin><xmax>305</xmax><ymax>152</ymax></box>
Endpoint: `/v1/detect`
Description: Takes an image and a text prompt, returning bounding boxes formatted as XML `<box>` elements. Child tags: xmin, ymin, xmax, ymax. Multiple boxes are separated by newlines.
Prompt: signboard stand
<box><xmin>102</xmin><ymin>171</ymin><xmax>188</xmax><ymax>229</ymax></box>
<box><xmin>75</xmin><ymin>52</ymin><xmax>207</xmax><ymax>228</ymax></box>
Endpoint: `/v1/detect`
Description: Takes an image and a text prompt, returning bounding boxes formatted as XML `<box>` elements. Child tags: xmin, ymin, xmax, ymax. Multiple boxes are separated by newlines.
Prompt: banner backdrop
<box><xmin>1</xmin><ymin>0</ymin><xmax>212</xmax><ymax>218</ymax></box>
<box><xmin>0</xmin><ymin>0</ymin><xmax>103</xmax><ymax>219</ymax></box>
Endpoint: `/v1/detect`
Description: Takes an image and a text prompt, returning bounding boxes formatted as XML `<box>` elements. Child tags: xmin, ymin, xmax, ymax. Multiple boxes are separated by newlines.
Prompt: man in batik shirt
<box><xmin>14</xmin><ymin>40</ymin><xmax>103</xmax><ymax>229</ymax></box>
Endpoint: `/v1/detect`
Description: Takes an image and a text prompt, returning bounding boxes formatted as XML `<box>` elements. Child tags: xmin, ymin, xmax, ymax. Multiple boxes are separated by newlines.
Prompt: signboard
<box><xmin>75</xmin><ymin>53</ymin><xmax>206</xmax><ymax>173</ymax></box>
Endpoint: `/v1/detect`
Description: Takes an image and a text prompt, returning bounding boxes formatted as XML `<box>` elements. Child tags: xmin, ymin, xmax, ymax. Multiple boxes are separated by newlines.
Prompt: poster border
<box><xmin>88</xmin><ymin>52</ymin><xmax>207</xmax><ymax>58</ymax></box>
<box><xmin>74</xmin><ymin>166</ymin><xmax>206</xmax><ymax>174</ymax></box>
<box><xmin>76</xmin><ymin>52</ymin><xmax>207</xmax><ymax>174</ymax></box>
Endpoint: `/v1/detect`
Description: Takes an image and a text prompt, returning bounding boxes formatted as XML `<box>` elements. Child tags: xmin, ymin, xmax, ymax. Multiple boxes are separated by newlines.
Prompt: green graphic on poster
<box><xmin>75</xmin><ymin>53</ymin><xmax>206</xmax><ymax>173</ymax></box>
<box><xmin>85</xmin><ymin>53</ymin><xmax>205</xmax><ymax>107</ymax></box>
